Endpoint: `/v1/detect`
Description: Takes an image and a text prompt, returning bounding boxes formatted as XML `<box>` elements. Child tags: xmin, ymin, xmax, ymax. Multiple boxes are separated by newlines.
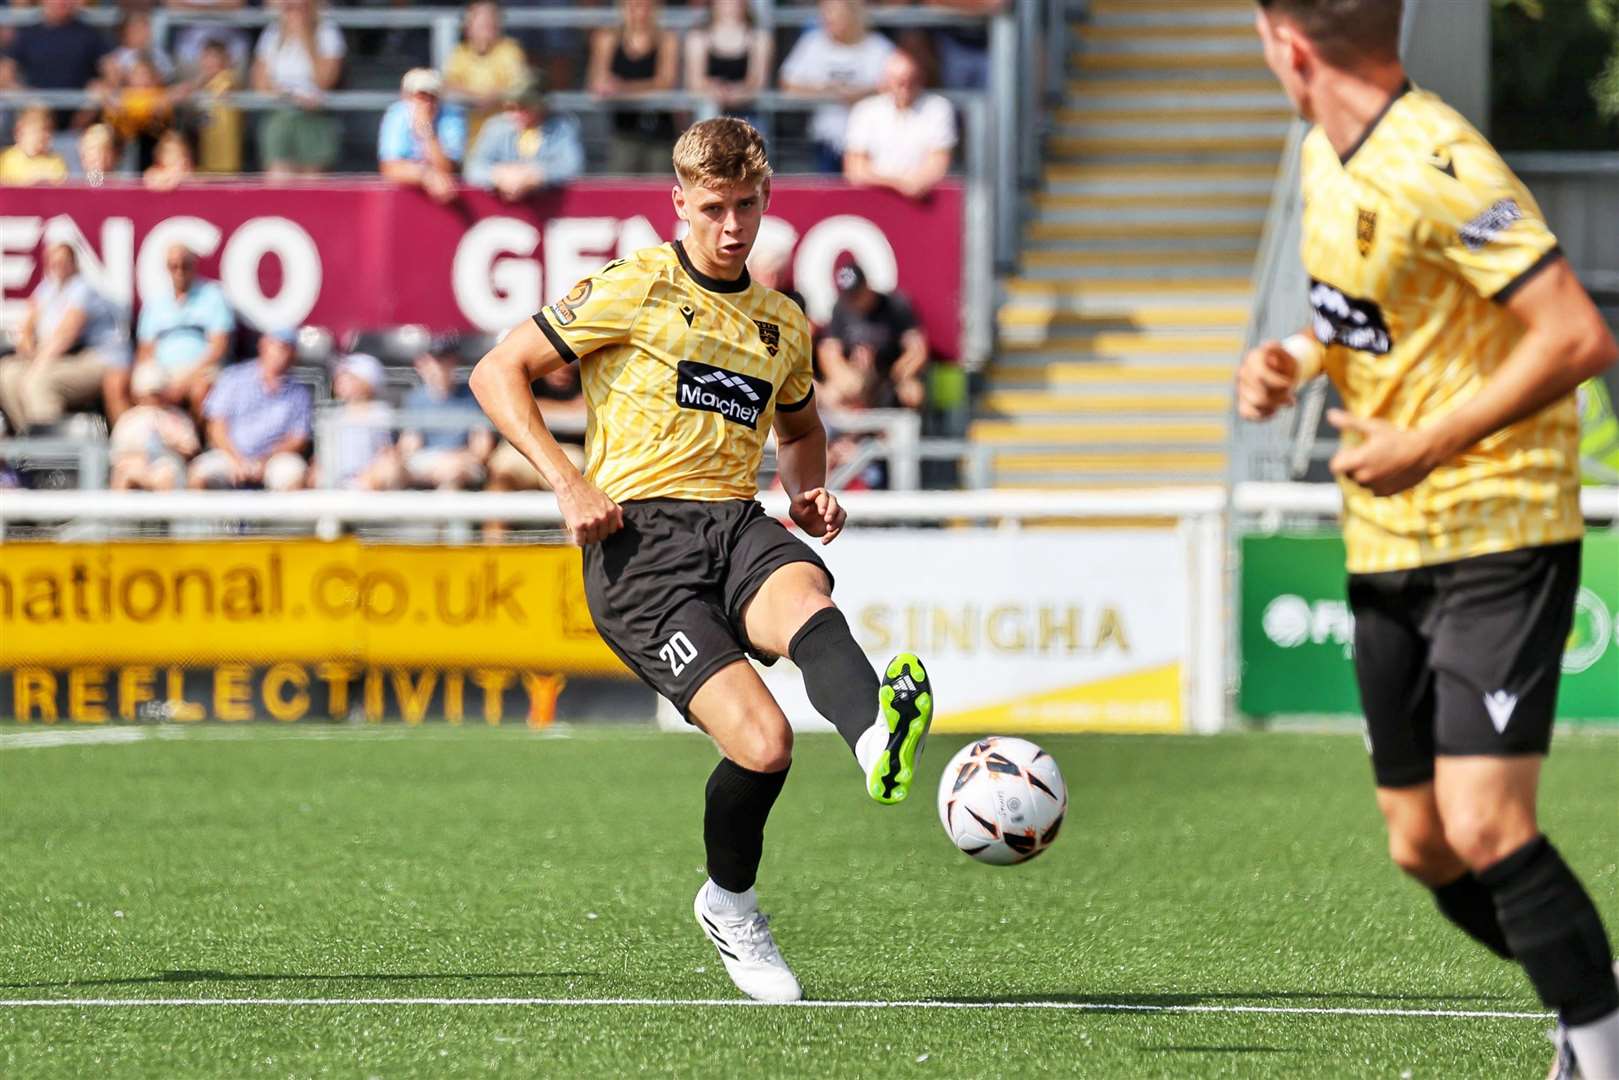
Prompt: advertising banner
<box><xmin>672</xmin><ymin>530</ymin><xmax>1193</xmax><ymax>735</ymax></box>
<box><xmin>0</xmin><ymin>180</ymin><xmax>964</xmax><ymax>356</ymax></box>
<box><xmin>1240</xmin><ymin>532</ymin><xmax>1619</xmax><ymax>722</ymax></box>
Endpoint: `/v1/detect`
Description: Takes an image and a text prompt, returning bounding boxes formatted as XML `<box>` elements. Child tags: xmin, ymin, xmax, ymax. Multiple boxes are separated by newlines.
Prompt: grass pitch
<box><xmin>1</xmin><ymin>725</ymin><xmax>1614</xmax><ymax>1079</ymax></box>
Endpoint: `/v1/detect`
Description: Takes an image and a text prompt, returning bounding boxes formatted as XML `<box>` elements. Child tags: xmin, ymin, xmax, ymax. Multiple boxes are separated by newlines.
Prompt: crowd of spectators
<box><xmin>0</xmin><ymin>0</ymin><xmax>989</xmax><ymax>190</ymax></box>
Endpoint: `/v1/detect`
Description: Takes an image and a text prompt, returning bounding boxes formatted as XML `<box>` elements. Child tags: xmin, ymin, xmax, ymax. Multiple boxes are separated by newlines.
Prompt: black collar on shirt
<box><xmin>672</xmin><ymin>240</ymin><xmax>751</xmax><ymax>294</ymax></box>
<box><xmin>1339</xmin><ymin>78</ymin><xmax>1413</xmax><ymax>166</ymax></box>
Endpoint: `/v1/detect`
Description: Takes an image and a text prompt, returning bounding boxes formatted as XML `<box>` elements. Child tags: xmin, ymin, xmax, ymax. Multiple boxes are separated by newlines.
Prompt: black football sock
<box><xmin>787</xmin><ymin>607</ymin><xmax>880</xmax><ymax>756</ymax></box>
<box><xmin>1431</xmin><ymin>872</ymin><xmax>1514</xmax><ymax>960</ymax></box>
<box><xmin>1479</xmin><ymin>835</ymin><xmax>1619</xmax><ymax>1025</ymax></box>
<box><xmin>703</xmin><ymin>758</ymin><xmax>789</xmax><ymax>894</ymax></box>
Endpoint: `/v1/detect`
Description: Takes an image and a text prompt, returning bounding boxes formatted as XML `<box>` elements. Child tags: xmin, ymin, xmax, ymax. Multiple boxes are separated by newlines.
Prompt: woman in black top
<box><xmin>685</xmin><ymin>0</ymin><xmax>772</xmax><ymax>117</ymax></box>
<box><xmin>588</xmin><ymin>0</ymin><xmax>680</xmax><ymax>174</ymax></box>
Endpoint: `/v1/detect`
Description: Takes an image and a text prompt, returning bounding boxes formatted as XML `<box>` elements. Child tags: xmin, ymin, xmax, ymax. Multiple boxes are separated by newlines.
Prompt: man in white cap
<box><xmin>317</xmin><ymin>351</ymin><xmax>403</xmax><ymax>491</ymax></box>
<box><xmin>378</xmin><ymin>67</ymin><xmax>467</xmax><ymax>204</ymax></box>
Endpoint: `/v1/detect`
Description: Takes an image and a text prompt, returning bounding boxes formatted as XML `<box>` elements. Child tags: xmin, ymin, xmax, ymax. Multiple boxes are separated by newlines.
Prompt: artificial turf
<box><xmin>1</xmin><ymin>725</ymin><xmax>1614</xmax><ymax>1079</ymax></box>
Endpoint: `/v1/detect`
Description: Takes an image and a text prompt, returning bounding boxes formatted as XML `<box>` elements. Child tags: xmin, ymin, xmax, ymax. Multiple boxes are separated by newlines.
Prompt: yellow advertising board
<box><xmin>0</xmin><ymin>540</ymin><xmax>628</xmax><ymax>674</ymax></box>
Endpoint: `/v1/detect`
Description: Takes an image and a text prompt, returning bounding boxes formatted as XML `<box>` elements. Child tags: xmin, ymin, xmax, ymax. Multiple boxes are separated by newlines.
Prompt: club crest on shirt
<box><xmin>753</xmin><ymin>319</ymin><xmax>780</xmax><ymax>357</ymax></box>
<box><xmin>550</xmin><ymin>279</ymin><xmax>592</xmax><ymax>326</ymax></box>
<box><xmin>1356</xmin><ymin>208</ymin><xmax>1377</xmax><ymax>257</ymax></box>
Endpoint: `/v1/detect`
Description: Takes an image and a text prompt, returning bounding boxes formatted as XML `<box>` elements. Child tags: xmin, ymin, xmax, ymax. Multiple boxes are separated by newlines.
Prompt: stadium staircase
<box><xmin>978</xmin><ymin>0</ymin><xmax>1291</xmax><ymax>489</ymax></box>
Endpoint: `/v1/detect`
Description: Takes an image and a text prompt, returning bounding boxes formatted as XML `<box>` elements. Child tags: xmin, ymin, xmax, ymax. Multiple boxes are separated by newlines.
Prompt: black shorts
<box><xmin>1349</xmin><ymin>541</ymin><xmax>1580</xmax><ymax>788</ymax></box>
<box><xmin>581</xmin><ymin>498</ymin><xmax>831</xmax><ymax>716</ymax></box>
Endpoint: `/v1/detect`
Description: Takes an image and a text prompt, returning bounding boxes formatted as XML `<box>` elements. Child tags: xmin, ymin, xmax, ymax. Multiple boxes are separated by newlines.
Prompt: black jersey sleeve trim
<box><xmin>532</xmin><ymin>309</ymin><xmax>580</xmax><ymax>364</ymax></box>
<box><xmin>1490</xmin><ymin>244</ymin><xmax>1563</xmax><ymax>305</ymax></box>
<box><xmin>1339</xmin><ymin>79</ymin><xmax>1413</xmax><ymax>166</ymax></box>
<box><xmin>777</xmin><ymin>386</ymin><xmax>814</xmax><ymax>413</ymax></box>
<box><xmin>672</xmin><ymin>240</ymin><xmax>751</xmax><ymax>293</ymax></box>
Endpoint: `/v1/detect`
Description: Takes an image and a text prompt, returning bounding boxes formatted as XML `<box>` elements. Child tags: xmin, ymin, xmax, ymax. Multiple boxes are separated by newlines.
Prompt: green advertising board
<box><xmin>1240</xmin><ymin>532</ymin><xmax>1619</xmax><ymax>723</ymax></box>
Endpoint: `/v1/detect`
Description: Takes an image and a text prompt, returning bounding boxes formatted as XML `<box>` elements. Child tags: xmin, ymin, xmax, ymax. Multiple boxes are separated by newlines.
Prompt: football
<box><xmin>937</xmin><ymin>737</ymin><xmax>1067</xmax><ymax>865</ymax></box>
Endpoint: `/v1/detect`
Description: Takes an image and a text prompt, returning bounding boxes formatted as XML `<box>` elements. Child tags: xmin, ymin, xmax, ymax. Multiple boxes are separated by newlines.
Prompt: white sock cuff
<box><xmin>704</xmin><ymin>880</ymin><xmax>758</xmax><ymax>917</ymax></box>
<box><xmin>1567</xmin><ymin>1008</ymin><xmax>1619</xmax><ymax>1080</ymax></box>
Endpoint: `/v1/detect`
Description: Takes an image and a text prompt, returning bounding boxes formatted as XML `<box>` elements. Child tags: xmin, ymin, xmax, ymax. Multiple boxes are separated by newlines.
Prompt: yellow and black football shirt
<box><xmin>532</xmin><ymin>240</ymin><xmax>814</xmax><ymax>503</ymax></box>
<box><xmin>1299</xmin><ymin>82</ymin><xmax>1582</xmax><ymax>574</ymax></box>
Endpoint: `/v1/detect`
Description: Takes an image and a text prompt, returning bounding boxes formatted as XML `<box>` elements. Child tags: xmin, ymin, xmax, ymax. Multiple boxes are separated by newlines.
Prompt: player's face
<box><xmin>674</xmin><ymin>178</ymin><xmax>769</xmax><ymax>278</ymax></box>
<box><xmin>1255</xmin><ymin>8</ymin><xmax>1313</xmax><ymax>122</ymax></box>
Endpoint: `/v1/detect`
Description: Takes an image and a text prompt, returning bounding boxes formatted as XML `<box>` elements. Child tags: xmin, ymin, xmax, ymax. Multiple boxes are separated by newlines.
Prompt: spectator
<box><xmin>816</xmin><ymin>261</ymin><xmax>928</xmax><ymax>411</ymax></box>
<box><xmin>844</xmin><ymin>50</ymin><xmax>956</xmax><ymax>199</ymax></box>
<box><xmin>780</xmin><ymin>0</ymin><xmax>895</xmax><ymax>173</ymax></box>
<box><xmin>318</xmin><ymin>352</ymin><xmax>403</xmax><ymax>491</ymax></box>
<box><xmin>0</xmin><ymin>0</ymin><xmax>110</xmax><ymax>130</ymax></box>
<box><xmin>378</xmin><ymin>67</ymin><xmax>466</xmax><ymax>204</ymax></box>
<box><xmin>167</xmin><ymin>0</ymin><xmax>252</xmax><ymax>80</ymax></box>
<box><xmin>76</xmin><ymin>121</ymin><xmax>124</xmax><ymax>185</ymax></box>
<box><xmin>109</xmin><ymin>361</ymin><xmax>200</xmax><ymax>491</ymax></box>
<box><xmin>105</xmin><ymin>11</ymin><xmax>176</xmax><ymax>87</ymax></box>
<box><xmin>484</xmin><ymin>361</ymin><xmax>584</xmax><ymax>538</ymax></box>
<box><xmin>142</xmin><ymin>128</ymin><xmax>194</xmax><ymax>190</ymax></box>
<box><xmin>398</xmin><ymin>335</ymin><xmax>494</xmax><ymax>490</ymax></box>
<box><xmin>587</xmin><ymin>0</ymin><xmax>679</xmax><ymax>175</ymax></box>
<box><xmin>928</xmin><ymin>0</ymin><xmax>1007</xmax><ymax>89</ymax></box>
<box><xmin>130</xmin><ymin>243</ymin><xmax>233</xmax><ymax>419</ymax></box>
<box><xmin>0</xmin><ymin>233</ymin><xmax>119</xmax><ymax>433</ymax></box>
<box><xmin>444</xmin><ymin>0</ymin><xmax>529</xmax><ymax>149</ymax></box>
<box><xmin>100</xmin><ymin>52</ymin><xmax>179</xmax><ymax>168</ymax></box>
<box><xmin>0</xmin><ymin>104</ymin><xmax>69</xmax><ymax>185</ymax></box>
<box><xmin>188</xmin><ymin>327</ymin><xmax>310</xmax><ymax>491</ymax></box>
<box><xmin>184</xmin><ymin>38</ymin><xmax>242</xmax><ymax>174</ymax></box>
<box><xmin>252</xmin><ymin>0</ymin><xmax>345</xmax><ymax>180</ymax></box>
<box><xmin>685</xmin><ymin>0</ymin><xmax>771</xmax><ymax>115</ymax></box>
<box><xmin>464</xmin><ymin>75</ymin><xmax>583</xmax><ymax>200</ymax></box>
<box><xmin>747</xmin><ymin>221</ymin><xmax>805</xmax><ymax>313</ymax></box>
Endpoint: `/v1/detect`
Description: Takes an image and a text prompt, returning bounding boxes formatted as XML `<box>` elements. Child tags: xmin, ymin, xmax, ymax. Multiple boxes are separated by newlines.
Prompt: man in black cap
<box><xmin>398</xmin><ymin>333</ymin><xmax>495</xmax><ymax>490</ymax></box>
<box><xmin>815</xmin><ymin>260</ymin><xmax>929</xmax><ymax>412</ymax></box>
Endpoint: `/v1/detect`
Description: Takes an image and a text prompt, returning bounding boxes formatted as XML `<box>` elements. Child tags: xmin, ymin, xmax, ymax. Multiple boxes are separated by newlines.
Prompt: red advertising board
<box><xmin>0</xmin><ymin>179</ymin><xmax>963</xmax><ymax>356</ymax></box>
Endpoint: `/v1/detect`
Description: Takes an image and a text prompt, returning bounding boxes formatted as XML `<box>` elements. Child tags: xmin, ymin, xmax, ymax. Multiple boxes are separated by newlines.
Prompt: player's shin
<box><xmin>1478</xmin><ymin>836</ymin><xmax>1619</xmax><ymax>1072</ymax></box>
<box><xmin>1431</xmin><ymin>872</ymin><xmax>1513</xmax><ymax>960</ymax></box>
<box><xmin>703</xmin><ymin>758</ymin><xmax>790</xmax><ymax>906</ymax></box>
<box><xmin>787</xmin><ymin>607</ymin><xmax>881</xmax><ymax>757</ymax></box>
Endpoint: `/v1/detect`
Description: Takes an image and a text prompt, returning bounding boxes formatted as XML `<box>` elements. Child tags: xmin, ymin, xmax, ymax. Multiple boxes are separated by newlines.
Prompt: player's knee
<box><xmin>1387</xmin><ymin>823</ymin><xmax>1457</xmax><ymax>883</ymax></box>
<box><xmin>1443</xmin><ymin>808</ymin><xmax>1537</xmax><ymax>872</ymax></box>
<box><xmin>734</xmin><ymin>724</ymin><xmax>793</xmax><ymax>774</ymax></box>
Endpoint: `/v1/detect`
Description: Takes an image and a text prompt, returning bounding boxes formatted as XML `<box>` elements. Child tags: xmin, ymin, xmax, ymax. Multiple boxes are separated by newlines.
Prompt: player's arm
<box><xmin>468</xmin><ymin>320</ymin><xmax>622</xmax><ymax>545</ymax></box>
<box><xmin>1331</xmin><ymin>258</ymin><xmax>1618</xmax><ymax>494</ymax></box>
<box><xmin>773</xmin><ymin>391</ymin><xmax>844</xmax><ymax>546</ymax></box>
<box><xmin>1237</xmin><ymin>333</ymin><xmax>1324</xmax><ymax>421</ymax></box>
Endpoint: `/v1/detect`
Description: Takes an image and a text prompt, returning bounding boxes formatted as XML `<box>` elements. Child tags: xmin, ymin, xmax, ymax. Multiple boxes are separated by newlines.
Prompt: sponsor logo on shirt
<box><xmin>1460</xmin><ymin>198</ymin><xmax>1522</xmax><ymax>251</ymax></box>
<box><xmin>675</xmin><ymin>360</ymin><xmax>773</xmax><ymax>429</ymax></box>
<box><xmin>1309</xmin><ymin>278</ymin><xmax>1392</xmax><ymax>355</ymax></box>
<box><xmin>549</xmin><ymin>279</ymin><xmax>592</xmax><ymax>326</ymax></box>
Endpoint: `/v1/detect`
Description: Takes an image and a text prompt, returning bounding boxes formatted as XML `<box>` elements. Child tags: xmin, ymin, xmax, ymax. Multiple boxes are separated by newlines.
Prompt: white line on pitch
<box><xmin>0</xmin><ymin>997</ymin><xmax>1550</xmax><ymax>1020</ymax></box>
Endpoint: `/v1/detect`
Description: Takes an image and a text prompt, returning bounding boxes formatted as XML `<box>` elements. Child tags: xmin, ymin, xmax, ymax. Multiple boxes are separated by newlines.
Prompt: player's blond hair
<box><xmin>672</xmin><ymin>117</ymin><xmax>772</xmax><ymax>191</ymax></box>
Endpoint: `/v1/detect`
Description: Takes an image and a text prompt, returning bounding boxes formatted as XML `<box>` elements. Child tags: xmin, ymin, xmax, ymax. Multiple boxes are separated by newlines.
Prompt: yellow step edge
<box><xmin>1056</xmin><ymin>107</ymin><xmax>1293</xmax><ymax>124</ymax></box>
<box><xmin>1033</xmin><ymin>192</ymin><xmax>1270</xmax><ymax>210</ymax></box>
<box><xmin>1044</xmin><ymin>162</ymin><xmax>1277</xmax><ymax>180</ymax></box>
<box><xmin>993</xmin><ymin>452</ymin><xmax>1230</xmax><ymax>474</ymax></box>
<box><xmin>1050</xmin><ymin>135</ymin><xmax>1286</xmax><ymax>155</ymax></box>
<box><xmin>1072</xmin><ymin>78</ymin><xmax>1283</xmax><ymax>95</ymax></box>
<box><xmin>1081</xmin><ymin>53</ymin><xmax>1271</xmax><ymax>71</ymax></box>
<box><xmin>973</xmin><ymin>419</ymin><xmax>1227</xmax><ymax>442</ymax></box>
<box><xmin>1088</xmin><ymin>0</ymin><xmax>1254</xmax><ymax>11</ymax></box>
<box><xmin>1021</xmin><ymin>250</ymin><xmax>1253</xmax><ymax>268</ymax></box>
<box><xmin>1027</xmin><ymin>221</ymin><xmax>1263</xmax><ymax>241</ymax></box>
<box><xmin>1080</xmin><ymin>23</ymin><xmax>1258</xmax><ymax>40</ymax></box>
<box><xmin>989</xmin><ymin>363</ymin><xmax>1235</xmax><ymax>385</ymax></box>
<box><xmin>981</xmin><ymin>392</ymin><xmax>1229</xmax><ymax>414</ymax></box>
<box><xmin>998</xmin><ymin>305</ymin><xmax>1249</xmax><ymax>328</ymax></box>
<box><xmin>1003</xmin><ymin>331</ymin><xmax>1243</xmax><ymax>352</ymax></box>
<box><xmin>1003</xmin><ymin>276</ymin><xmax>1253</xmax><ymax>294</ymax></box>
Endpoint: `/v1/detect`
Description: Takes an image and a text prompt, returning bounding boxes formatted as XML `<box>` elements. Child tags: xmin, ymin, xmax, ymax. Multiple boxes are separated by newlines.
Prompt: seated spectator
<box><xmin>484</xmin><ymin>361</ymin><xmax>584</xmax><ymax>539</ymax></box>
<box><xmin>780</xmin><ymin>0</ymin><xmax>895</xmax><ymax>173</ymax></box>
<box><xmin>465</xmin><ymin>75</ymin><xmax>583</xmax><ymax>200</ymax></box>
<box><xmin>76</xmin><ymin>121</ymin><xmax>124</xmax><ymax>185</ymax></box>
<box><xmin>129</xmin><ymin>243</ymin><xmax>234</xmax><ymax>419</ymax></box>
<box><xmin>105</xmin><ymin>11</ymin><xmax>176</xmax><ymax>88</ymax></box>
<box><xmin>0</xmin><ymin>232</ymin><xmax>119</xmax><ymax>432</ymax></box>
<box><xmin>685</xmin><ymin>0</ymin><xmax>771</xmax><ymax>115</ymax></box>
<box><xmin>182</xmin><ymin>38</ymin><xmax>242</xmax><ymax>175</ymax></box>
<box><xmin>398</xmin><ymin>334</ymin><xmax>494</xmax><ymax>490</ymax></box>
<box><xmin>816</xmin><ymin>261</ymin><xmax>928</xmax><ymax>411</ymax></box>
<box><xmin>379</xmin><ymin>68</ymin><xmax>467</xmax><ymax>204</ymax></box>
<box><xmin>189</xmin><ymin>327</ymin><xmax>310</xmax><ymax>491</ymax></box>
<box><xmin>0</xmin><ymin>104</ymin><xmax>69</xmax><ymax>185</ymax></box>
<box><xmin>142</xmin><ymin>129</ymin><xmax>194</xmax><ymax>191</ymax></box>
<box><xmin>317</xmin><ymin>352</ymin><xmax>403</xmax><ymax>491</ymax></box>
<box><xmin>167</xmin><ymin>0</ymin><xmax>252</xmax><ymax>81</ymax></box>
<box><xmin>844</xmin><ymin>51</ymin><xmax>956</xmax><ymax>200</ymax></box>
<box><xmin>587</xmin><ymin>0</ymin><xmax>679</xmax><ymax>175</ymax></box>
<box><xmin>251</xmin><ymin>0</ymin><xmax>345</xmax><ymax>180</ymax></box>
<box><xmin>109</xmin><ymin>361</ymin><xmax>200</xmax><ymax>491</ymax></box>
<box><xmin>100</xmin><ymin>52</ymin><xmax>179</xmax><ymax>169</ymax></box>
<box><xmin>444</xmin><ymin>1</ymin><xmax>529</xmax><ymax>149</ymax></box>
<box><xmin>0</xmin><ymin>0</ymin><xmax>110</xmax><ymax>130</ymax></box>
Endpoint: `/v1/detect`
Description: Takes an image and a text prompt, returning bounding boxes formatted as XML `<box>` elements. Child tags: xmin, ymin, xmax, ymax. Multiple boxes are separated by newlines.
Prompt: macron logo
<box><xmin>1483</xmin><ymin>690</ymin><xmax>1518</xmax><ymax>733</ymax></box>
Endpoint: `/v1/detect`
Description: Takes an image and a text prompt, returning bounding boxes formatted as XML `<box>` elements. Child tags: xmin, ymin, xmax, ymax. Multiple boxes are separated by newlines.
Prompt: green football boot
<box><xmin>868</xmin><ymin>653</ymin><xmax>933</xmax><ymax>804</ymax></box>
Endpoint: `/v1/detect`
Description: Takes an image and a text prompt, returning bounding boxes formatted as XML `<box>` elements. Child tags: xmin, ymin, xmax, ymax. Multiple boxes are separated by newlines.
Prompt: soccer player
<box><xmin>469</xmin><ymin>117</ymin><xmax>933</xmax><ymax>1003</ymax></box>
<box><xmin>1239</xmin><ymin>2</ymin><xmax>1619</xmax><ymax>1074</ymax></box>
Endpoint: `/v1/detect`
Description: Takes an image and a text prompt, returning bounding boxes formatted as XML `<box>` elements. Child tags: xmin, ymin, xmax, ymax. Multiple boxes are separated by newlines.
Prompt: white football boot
<box><xmin>693</xmin><ymin>884</ymin><xmax>802</xmax><ymax>1002</ymax></box>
